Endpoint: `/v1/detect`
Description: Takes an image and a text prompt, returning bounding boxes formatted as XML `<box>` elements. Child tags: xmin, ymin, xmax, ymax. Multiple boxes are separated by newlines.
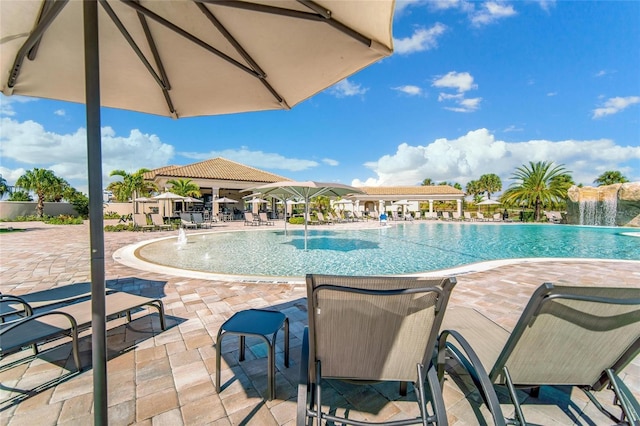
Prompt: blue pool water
<box><xmin>136</xmin><ymin>223</ymin><xmax>639</xmax><ymax>277</ymax></box>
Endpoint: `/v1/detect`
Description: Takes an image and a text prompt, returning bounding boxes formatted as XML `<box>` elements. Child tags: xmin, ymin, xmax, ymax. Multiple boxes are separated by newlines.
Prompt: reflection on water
<box><xmin>136</xmin><ymin>223</ymin><xmax>639</xmax><ymax>277</ymax></box>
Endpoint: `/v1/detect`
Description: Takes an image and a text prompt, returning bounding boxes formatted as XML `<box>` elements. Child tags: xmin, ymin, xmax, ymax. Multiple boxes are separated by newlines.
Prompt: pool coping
<box><xmin>113</xmin><ymin>228</ymin><xmax>640</xmax><ymax>284</ymax></box>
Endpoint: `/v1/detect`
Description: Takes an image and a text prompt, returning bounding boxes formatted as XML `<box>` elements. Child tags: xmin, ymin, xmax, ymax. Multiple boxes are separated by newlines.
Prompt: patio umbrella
<box><xmin>0</xmin><ymin>1</ymin><xmax>393</xmax><ymax>422</ymax></box>
<box><xmin>245</xmin><ymin>181</ymin><xmax>364</xmax><ymax>250</ymax></box>
<box><xmin>477</xmin><ymin>199</ymin><xmax>501</xmax><ymax>215</ymax></box>
<box><xmin>133</xmin><ymin>196</ymin><xmax>157</xmax><ymax>214</ymax></box>
<box><xmin>152</xmin><ymin>191</ymin><xmax>185</xmax><ymax>216</ymax></box>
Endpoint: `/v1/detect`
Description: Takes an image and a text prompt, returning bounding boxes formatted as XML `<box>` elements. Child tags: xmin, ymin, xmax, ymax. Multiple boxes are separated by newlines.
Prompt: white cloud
<box><xmin>429</xmin><ymin>0</ymin><xmax>474</xmax><ymax>12</ymax></box>
<box><xmin>393</xmin><ymin>85</ymin><xmax>423</xmax><ymax>96</ymax></box>
<box><xmin>433</xmin><ymin>71</ymin><xmax>477</xmax><ymax>93</ymax></box>
<box><xmin>351</xmin><ymin>128</ymin><xmax>640</xmax><ymax>188</ymax></box>
<box><xmin>503</xmin><ymin>125</ymin><xmax>523</xmax><ymax>133</ymax></box>
<box><xmin>445</xmin><ymin>97</ymin><xmax>482</xmax><ymax>112</ymax></box>
<box><xmin>0</xmin><ymin>117</ymin><xmax>174</xmax><ymax>192</ymax></box>
<box><xmin>54</xmin><ymin>109</ymin><xmax>65</xmax><ymax>116</ymax></box>
<box><xmin>322</xmin><ymin>158</ymin><xmax>339</xmax><ymax>166</ymax></box>
<box><xmin>328</xmin><ymin>79</ymin><xmax>368</xmax><ymax>98</ymax></box>
<box><xmin>547</xmin><ymin>92</ymin><xmax>557</xmax><ymax>97</ymax></box>
<box><xmin>534</xmin><ymin>0</ymin><xmax>556</xmax><ymax>12</ymax></box>
<box><xmin>0</xmin><ymin>95</ymin><xmax>36</xmax><ymax>117</ymax></box>
<box><xmin>180</xmin><ymin>147</ymin><xmax>318</xmax><ymax>172</ymax></box>
<box><xmin>471</xmin><ymin>2</ymin><xmax>517</xmax><ymax>27</ymax></box>
<box><xmin>393</xmin><ymin>23</ymin><xmax>447</xmax><ymax>55</ymax></box>
<box><xmin>592</xmin><ymin>96</ymin><xmax>640</xmax><ymax>118</ymax></box>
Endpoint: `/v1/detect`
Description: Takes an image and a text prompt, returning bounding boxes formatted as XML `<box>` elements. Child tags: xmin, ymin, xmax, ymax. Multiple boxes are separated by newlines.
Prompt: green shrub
<box><xmin>9</xmin><ymin>215</ymin><xmax>43</xmax><ymax>222</ymax></box>
<box><xmin>288</xmin><ymin>217</ymin><xmax>305</xmax><ymax>225</ymax></box>
<box><xmin>44</xmin><ymin>215</ymin><xmax>84</xmax><ymax>225</ymax></box>
<box><xmin>104</xmin><ymin>211</ymin><xmax>122</xmax><ymax>219</ymax></box>
<box><xmin>104</xmin><ymin>224</ymin><xmax>135</xmax><ymax>232</ymax></box>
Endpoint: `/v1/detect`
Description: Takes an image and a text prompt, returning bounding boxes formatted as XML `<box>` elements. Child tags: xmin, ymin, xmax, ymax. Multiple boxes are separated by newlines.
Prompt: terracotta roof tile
<box><xmin>145</xmin><ymin>158</ymin><xmax>290</xmax><ymax>183</ymax></box>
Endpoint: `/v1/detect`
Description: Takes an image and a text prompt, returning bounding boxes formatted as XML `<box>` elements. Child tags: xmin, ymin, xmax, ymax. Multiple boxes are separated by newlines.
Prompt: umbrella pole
<box><xmin>304</xmin><ymin>197</ymin><xmax>309</xmax><ymax>250</ymax></box>
<box><xmin>84</xmin><ymin>2</ymin><xmax>108</xmax><ymax>424</ymax></box>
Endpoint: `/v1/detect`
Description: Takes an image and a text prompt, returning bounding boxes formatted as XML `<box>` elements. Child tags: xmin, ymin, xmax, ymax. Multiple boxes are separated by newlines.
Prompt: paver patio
<box><xmin>1</xmin><ymin>219</ymin><xmax>638</xmax><ymax>425</ymax></box>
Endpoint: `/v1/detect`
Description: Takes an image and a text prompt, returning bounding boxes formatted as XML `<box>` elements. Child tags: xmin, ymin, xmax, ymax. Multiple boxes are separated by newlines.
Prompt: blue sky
<box><xmin>1</xmin><ymin>0</ymin><xmax>639</xmax><ymax>196</ymax></box>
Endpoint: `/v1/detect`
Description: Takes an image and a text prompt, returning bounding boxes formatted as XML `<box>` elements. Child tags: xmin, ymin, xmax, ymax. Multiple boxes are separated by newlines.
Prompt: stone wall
<box><xmin>566</xmin><ymin>182</ymin><xmax>640</xmax><ymax>227</ymax></box>
<box><xmin>0</xmin><ymin>201</ymin><xmax>79</xmax><ymax>220</ymax></box>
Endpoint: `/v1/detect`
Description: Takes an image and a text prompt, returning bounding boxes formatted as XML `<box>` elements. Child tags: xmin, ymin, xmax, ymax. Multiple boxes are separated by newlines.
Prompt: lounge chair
<box><xmin>452</xmin><ymin>212</ymin><xmax>461</xmax><ymax>221</ymax></box>
<box><xmin>244</xmin><ymin>212</ymin><xmax>260</xmax><ymax>226</ymax></box>
<box><xmin>315</xmin><ymin>212</ymin><xmax>332</xmax><ymax>225</ymax></box>
<box><xmin>305</xmin><ymin>213</ymin><xmax>319</xmax><ymax>225</ymax></box>
<box><xmin>180</xmin><ymin>213</ymin><xmax>197</xmax><ymax>229</ymax></box>
<box><xmin>438</xmin><ymin>283</ymin><xmax>640</xmax><ymax>425</ymax></box>
<box><xmin>192</xmin><ymin>212</ymin><xmax>212</xmax><ymax>229</ymax></box>
<box><xmin>492</xmin><ymin>212</ymin><xmax>502</xmax><ymax>222</ymax></box>
<box><xmin>259</xmin><ymin>212</ymin><xmax>274</xmax><ymax>226</ymax></box>
<box><xmin>441</xmin><ymin>211</ymin><xmax>451</xmax><ymax>221</ymax></box>
<box><xmin>328</xmin><ymin>212</ymin><xmax>342</xmax><ymax>223</ymax></box>
<box><xmin>1</xmin><ymin>295</ymin><xmax>81</xmax><ymax>372</ymax></box>
<box><xmin>151</xmin><ymin>213</ymin><xmax>172</xmax><ymax>231</ymax></box>
<box><xmin>463</xmin><ymin>211</ymin><xmax>473</xmax><ymax>221</ymax></box>
<box><xmin>476</xmin><ymin>212</ymin><xmax>487</xmax><ymax>221</ymax></box>
<box><xmin>298</xmin><ymin>274</ymin><xmax>456</xmax><ymax>426</ymax></box>
<box><xmin>134</xmin><ymin>213</ymin><xmax>154</xmax><ymax>232</ymax></box>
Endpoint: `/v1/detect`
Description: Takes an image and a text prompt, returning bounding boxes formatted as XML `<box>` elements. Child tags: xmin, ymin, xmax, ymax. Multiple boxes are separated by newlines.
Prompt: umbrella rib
<box><xmin>297</xmin><ymin>0</ymin><xmax>373</xmax><ymax>47</ymax></box>
<box><xmin>195</xmin><ymin>2</ymin><xmax>288</xmax><ymax>107</ymax></box>
<box><xmin>99</xmin><ymin>0</ymin><xmax>177</xmax><ymax>116</ymax></box>
<box><xmin>120</xmin><ymin>0</ymin><xmax>259</xmax><ymax>78</ymax></box>
<box><xmin>26</xmin><ymin>0</ymin><xmax>58</xmax><ymax>60</ymax></box>
<box><xmin>7</xmin><ymin>0</ymin><xmax>69</xmax><ymax>89</ymax></box>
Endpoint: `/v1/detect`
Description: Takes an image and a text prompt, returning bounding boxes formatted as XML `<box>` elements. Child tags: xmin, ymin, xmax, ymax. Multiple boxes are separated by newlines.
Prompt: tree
<box><xmin>593</xmin><ymin>171</ymin><xmax>629</xmax><ymax>186</ymax></box>
<box><xmin>502</xmin><ymin>161</ymin><xmax>569</xmax><ymax>221</ymax></box>
<box><xmin>8</xmin><ymin>190</ymin><xmax>32</xmax><ymax>201</ymax></box>
<box><xmin>166</xmin><ymin>178</ymin><xmax>201</xmax><ymax>197</ymax></box>
<box><xmin>465</xmin><ymin>180</ymin><xmax>484</xmax><ymax>204</ymax></box>
<box><xmin>0</xmin><ymin>175</ymin><xmax>9</xmax><ymax>199</ymax></box>
<box><xmin>107</xmin><ymin>168</ymin><xmax>156</xmax><ymax>202</ymax></box>
<box><xmin>478</xmin><ymin>173</ymin><xmax>502</xmax><ymax>199</ymax></box>
<box><xmin>15</xmin><ymin>168</ymin><xmax>60</xmax><ymax>217</ymax></box>
<box><xmin>421</xmin><ymin>178</ymin><xmax>434</xmax><ymax>186</ymax></box>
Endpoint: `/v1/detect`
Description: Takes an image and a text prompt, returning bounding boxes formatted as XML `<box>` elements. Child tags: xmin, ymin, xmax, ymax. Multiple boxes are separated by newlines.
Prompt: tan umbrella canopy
<box><xmin>0</xmin><ymin>1</ymin><xmax>394</xmax><ymax>422</ymax></box>
<box><xmin>245</xmin><ymin>181</ymin><xmax>364</xmax><ymax>250</ymax></box>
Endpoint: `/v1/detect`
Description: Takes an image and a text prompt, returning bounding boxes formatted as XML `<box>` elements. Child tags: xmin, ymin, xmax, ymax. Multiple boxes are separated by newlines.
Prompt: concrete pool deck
<box><xmin>1</xmin><ymin>218</ymin><xmax>639</xmax><ymax>425</ymax></box>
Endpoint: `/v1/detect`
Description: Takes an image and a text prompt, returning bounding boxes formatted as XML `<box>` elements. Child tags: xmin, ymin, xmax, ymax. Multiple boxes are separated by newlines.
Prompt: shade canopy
<box><xmin>0</xmin><ymin>1</ymin><xmax>393</xmax><ymax>422</ymax></box>
<box><xmin>477</xmin><ymin>199</ymin><xmax>501</xmax><ymax>205</ymax></box>
<box><xmin>245</xmin><ymin>181</ymin><xmax>364</xmax><ymax>249</ymax></box>
<box><xmin>182</xmin><ymin>196</ymin><xmax>203</xmax><ymax>203</ymax></box>
<box><xmin>152</xmin><ymin>191</ymin><xmax>185</xmax><ymax>200</ymax></box>
<box><xmin>215</xmin><ymin>196</ymin><xmax>238</xmax><ymax>203</ymax></box>
<box><xmin>1</xmin><ymin>1</ymin><xmax>394</xmax><ymax>118</ymax></box>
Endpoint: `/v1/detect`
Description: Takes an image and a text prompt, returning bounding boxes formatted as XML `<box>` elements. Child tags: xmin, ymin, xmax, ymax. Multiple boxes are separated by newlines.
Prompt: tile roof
<box><xmin>144</xmin><ymin>157</ymin><xmax>290</xmax><ymax>183</ymax></box>
<box><xmin>360</xmin><ymin>186</ymin><xmax>464</xmax><ymax>196</ymax></box>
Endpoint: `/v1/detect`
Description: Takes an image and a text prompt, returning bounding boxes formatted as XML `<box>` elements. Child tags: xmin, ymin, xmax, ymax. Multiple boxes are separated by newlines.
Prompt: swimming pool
<box><xmin>130</xmin><ymin>223</ymin><xmax>639</xmax><ymax>279</ymax></box>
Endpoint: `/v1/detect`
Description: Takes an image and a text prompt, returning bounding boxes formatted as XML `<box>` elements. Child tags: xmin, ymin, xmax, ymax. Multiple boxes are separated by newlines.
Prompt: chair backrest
<box><xmin>442</xmin><ymin>211</ymin><xmax>450</xmax><ymax>219</ymax></box>
<box><xmin>477</xmin><ymin>212</ymin><xmax>485</xmax><ymax>220</ymax></box>
<box><xmin>306</xmin><ymin>274</ymin><xmax>456</xmax><ymax>383</ymax></box>
<box><xmin>134</xmin><ymin>213</ymin><xmax>149</xmax><ymax>226</ymax></box>
<box><xmin>259</xmin><ymin>212</ymin><xmax>269</xmax><ymax>222</ymax></box>
<box><xmin>493</xmin><ymin>213</ymin><xmax>501</xmax><ymax>221</ymax></box>
<box><xmin>150</xmin><ymin>214</ymin><xmax>164</xmax><ymax>225</ymax></box>
<box><xmin>491</xmin><ymin>283</ymin><xmax>640</xmax><ymax>390</ymax></box>
<box><xmin>452</xmin><ymin>212</ymin><xmax>461</xmax><ymax>220</ymax></box>
<box><xmin>245</xmin><ymin>212</ymin><xmax>254</xmax><ymax>221</ymax></box>
<box><xmin>192</xmin><ymin>212</ymin><xmax>204</xmax><ymax>223</ymax></box>
<box><xmin>464</xmin><ymin>212</ymin><xmax>471</xmax><ymax>220</ymax></box>
<box><xmin>180</xmin><ymin>213</ymin><xmax>192</xmax><ymax>222</ymax></box>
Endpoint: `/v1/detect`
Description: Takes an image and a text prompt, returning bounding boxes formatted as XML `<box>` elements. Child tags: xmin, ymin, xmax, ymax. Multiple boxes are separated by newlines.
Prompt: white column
<box><xmin>429</xmin><ymin>200</ymin><xmax>434</xmax><ymax>213</ymax></box>
<box><xmin>457</xmin><ymin>199</ymin><xmax>462</xmax><ymax>215</ymax></box>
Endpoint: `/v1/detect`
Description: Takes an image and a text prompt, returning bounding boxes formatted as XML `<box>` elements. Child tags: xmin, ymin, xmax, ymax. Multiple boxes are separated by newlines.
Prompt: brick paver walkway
<box><xmin>1</xmin><ymin>219</ymin><xmax>638</xmax><ymax>425</ymax></box>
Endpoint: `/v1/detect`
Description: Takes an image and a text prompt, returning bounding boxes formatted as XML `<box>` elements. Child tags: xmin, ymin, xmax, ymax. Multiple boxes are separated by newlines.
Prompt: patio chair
<box><xmin>463</xmin><ymin>211</ymin><xmax>473</xmax><ymax>221</ymax></box>
<box><xmin>244</xmin><ymin>212</ymin><xmax>260</xmax><ymax>226</ymax></box>
<box><xmin>441</xmin><ymin>211</ymin><xmax>451</xmax><ymax>221</ymax></box>
<box><xmin>476</xmin><ymin>212</ymin><xmax>487</xmax><ymax>221</ymax></box>
<box><xmin>151</xmin><ymin>213</ymin><xmax>172</xmax><ymax>231</ymax></box>
<box><xmin>298</xmin><ymin>274</ymin><xmax>457</xmax><ymax>426</ymax></box>
<box><xmin>492</xmin><ymin>212</ymin><xmax>503</xmax><ymax>222</ymax></box>
<box><xmin>438</xmin><ymin>283</ymin><xmax>640</xmax><ymax>425</ymax></box>
<box><xmin>1</xmin><ymin>295</ymin><xmax>81</xmax><ymax>372</ymax></box>
<box><xmin>452</xmin><ymin>212</ymin><xmax>461</xmax><ymax>221</ymax></box>
<box><xmin>315</xmin><ymin>212</ymin><xmax>332</xmax><ymax>225</ymax></box>
<box><xmin>192</xmin><ymin>212</ymin><xmax>212</xmax><ymax>229</ymax></box>
<box><xmin>180</xmin><ymin>213</ymin><xmax>197</xmax><ymax>229</ymax></box>
<box><xmin>259</xmin><ymin>212</ymin><xmax>274</xmax><ymax>226</ymax></box>
<box><xmin>133</xmin><ymin>213</ymin><xmax>154</xmax><ymax>232</ymax></box>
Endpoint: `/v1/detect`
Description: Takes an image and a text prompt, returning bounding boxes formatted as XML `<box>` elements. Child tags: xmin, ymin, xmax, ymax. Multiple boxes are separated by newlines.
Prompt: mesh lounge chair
<box><xmin>298</xmin><ymin>274</ymin><xmax>456</xmax><ymax>426</ymax></box>
<box><xmin>180</xmin><ymin>213</ymin><xmax>197</xmax><ymax>229</ymax></box>
<box><xmin>192</xmin><ymin>212</ymin><xmax>212</xmax><ymax>228</ymax></box>
<box><xmin>134</xmin><ymin>213</ymin><xmax>154</xmax><ymax>232</ymax></box>
<box><xmin>315</xmin><ymin>212</ymin><xmax>332</xmax><ymax>225</ymax></box>
<box><xmin>244</xmin><ymin>212</ymin><xmax>260</xmax><ymax>226</ymax></box>
<box><xmin>151</xmin><ymin>213</ymin><xmax>172</xmax><ymax>231</ymax></box>
<box><xmin>441</xmin><ymin>211</ymin><xmax>451</xmax><ymax>221</ymax></box>
<box><xmin>259</xmin><ymin>212</ymin><xmax>274</xmax><ymax>226</ymax></box>
<box><xmin>438</xmin><ymin>283</ymin><xmax>640</xmax><ymax>425</ymax></box>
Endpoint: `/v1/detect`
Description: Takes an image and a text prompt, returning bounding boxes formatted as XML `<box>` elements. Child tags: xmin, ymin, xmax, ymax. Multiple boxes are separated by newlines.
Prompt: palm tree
<box><xmin>478</xmin><ymin>173</ymin><xmax>502</xmax><ymax>199</ymax></box>
<box><xmin>0</xmin><ymin>175</ymin><xmax>9</xmax><ymax>199</ymax></box>
<box><xmin>107</xmin><ymin>168</ymin><xmax>156</xmax><ymax>202</ymax></box>
<box><xmin>593</xmin><ymin>171</ymin><xmax>629</xmax><ymax>186</ymax></box>
<box><xmin>421</xmin><ymin>178</ymin><xmax>434</xmax><ymax>186</ymax></box>
<box><xmin>8</xmin><ymin>190</ymin><xmax>32</xmax><ymax>201</ymax></box>
<box><xmin>166</xmin><ymin>178</ymin><xmax>201</xmax><ymax>197</ymax></box>
<box><xmin>15</xmin><ymin>168</ymin><xmax>63</xmax><ymax>217</ymax></box>
<box><xmin>502</xmin><ymin>161</ymin><xmax>570</xmax><ymax>221</ymax></box>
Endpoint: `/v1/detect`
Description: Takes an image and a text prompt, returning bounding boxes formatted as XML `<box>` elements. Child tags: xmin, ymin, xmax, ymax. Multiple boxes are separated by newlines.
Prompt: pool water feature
<box><xmin>131</xmin><ymin>223</ymin><xmax>639</xmax><ymax>278</ymax></box>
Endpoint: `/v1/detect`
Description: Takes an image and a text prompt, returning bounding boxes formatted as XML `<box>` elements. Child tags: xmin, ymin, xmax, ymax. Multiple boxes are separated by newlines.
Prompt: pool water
<box><xmin>135</xmin><ymin>223</ymin><xmax>639</xmax><ymax>277</ymax></box>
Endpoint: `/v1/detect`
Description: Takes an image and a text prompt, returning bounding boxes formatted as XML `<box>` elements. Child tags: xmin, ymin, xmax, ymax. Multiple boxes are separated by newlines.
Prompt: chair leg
<box><xmin>296</xmin><ymin>328</ymin><xmax>310</xmax><ymax>426</ymax></box>
<box><xmin>503</xmin><ymin>366</ymin><xmax>526</xmax><ymax>425</ymax></box>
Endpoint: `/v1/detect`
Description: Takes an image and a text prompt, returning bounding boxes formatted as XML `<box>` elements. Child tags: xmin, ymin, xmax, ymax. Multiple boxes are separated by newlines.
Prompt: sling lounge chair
<box><xmin>259</xmin><ymin>212</ymin><xmax>274</xmax><ymax>226</ymax></box>
<box><xmin>438</xmin><ymin>283</ymin><xmax>640</xmax><ymax>425</ymax></box>
<box><xmin>134</xmin><ymin>213</ymin><xmax>154</xmax><ymax>232</ymax></box>
<box><xmin>151</xmin><ymin>213</ymin><xmax>173</xmax><ymax>231</ymax></box>
<box><xmin>298</xmin><ymin>274</ymin><xmax>456</xmax><ymax>426</ymax></box>
<box><xmin>244</xmin><ymin>212</ymin><xmax>260</xmax><ymax>226</ymax></box>
<box><xmin>192</xmin><ymin>212</ymin><xmax>212</xmax><ymax>228</ymax></box>
<box><xmin>180</xmin><ymin>213</ymin><xmax>197</xmax><ymax>229</ymax></box>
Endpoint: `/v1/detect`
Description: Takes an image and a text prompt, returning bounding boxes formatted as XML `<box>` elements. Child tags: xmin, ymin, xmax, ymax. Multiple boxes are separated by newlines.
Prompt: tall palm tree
<box><xmin>166</xmin><ymin>178</ymin><xmax>201</xmax><ymax>197</ymax></box>
<box><xmin>107</xmin><ymin>168</ymin><xmax>156</xmax><ymax>202</ymax></box>
<box><xmin>0</xmin><ymin>175</ymin><xmax>9</xmax><ymax>199</ymax></box>
<box><xmin>421</xmin><ymin>178</ymin><xmax>434</xmax><ymax>186</ymax></box>
<box><xmin>502</xmin><ymin>161</ymin><xmax>570</xmax><ymax>221</ymax></box>
<box><xmin>15</xmin><ymin>168</ymin><xmax>60</xmax><ymax>217</ymax></box>
<box><xmin>593</xmin><ymin>171</ymin><xmax>629</xmax><ymax>186</ymax></box>
<box><xmin>478</xmin><ymin>173</ymin><xmax>502</xmax><ymax>199</ymax></box>
<box><xmin>465</xmin><ymin>180</ymin><xmax>484</xmax><ymax>204</ymax></box>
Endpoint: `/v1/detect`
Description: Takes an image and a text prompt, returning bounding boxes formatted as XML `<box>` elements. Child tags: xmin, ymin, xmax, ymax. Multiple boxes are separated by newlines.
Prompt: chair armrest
<box><xmin>0</xmin><ymin>295</ymin><xmax>34</xmax><ymax>319</ymax></box>
<box><xmin>606</xmin><ymin>369</ymin><xmax>640</xmax><ymax>424</ymax></box>
<box><xmin>438</xmin><ymin>329</ymin><xmax>507</xmax><ymax>426</ymax></box>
